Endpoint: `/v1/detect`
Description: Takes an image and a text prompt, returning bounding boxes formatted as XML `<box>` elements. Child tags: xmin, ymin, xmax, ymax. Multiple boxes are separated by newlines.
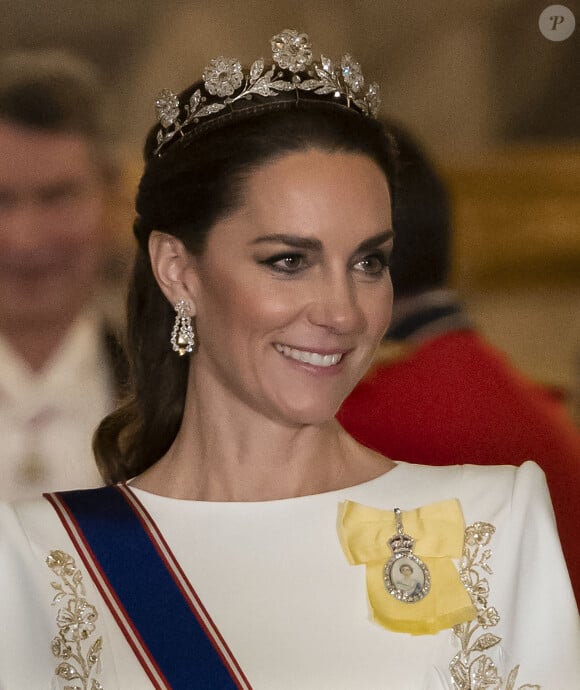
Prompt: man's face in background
<box><xmin>0</xmin><ymin>119</ymin><xmax>107</xmax><ymax>334</ymax></box>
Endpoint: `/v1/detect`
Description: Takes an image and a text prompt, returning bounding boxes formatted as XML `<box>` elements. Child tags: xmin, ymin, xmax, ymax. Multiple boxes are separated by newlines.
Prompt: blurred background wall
<box><xmin>2</xmin><ymin>0</ymin><xmax>579</xmax><ymax>419</ymax></box>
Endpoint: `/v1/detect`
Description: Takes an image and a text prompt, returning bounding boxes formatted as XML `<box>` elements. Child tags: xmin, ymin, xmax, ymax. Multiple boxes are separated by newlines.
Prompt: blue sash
<box><xmin>45</xmin><ymin>485</ymin><xmax>251</xmax><ymax>689</ymax></box>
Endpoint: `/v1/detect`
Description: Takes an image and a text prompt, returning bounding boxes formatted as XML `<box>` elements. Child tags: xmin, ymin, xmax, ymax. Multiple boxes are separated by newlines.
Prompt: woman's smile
<box><xmin>274</xmin><ymin>343</ymin><xmax>345</xmax><ymax>368</ymax></box>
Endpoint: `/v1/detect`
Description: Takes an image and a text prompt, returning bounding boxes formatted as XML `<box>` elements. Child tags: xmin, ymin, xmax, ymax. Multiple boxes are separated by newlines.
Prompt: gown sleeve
<box><xmin>475</xmin><ymin>461</ymin><xmax>580</xmax><ymax>687</ymax></box>
<box><xmin>0</xmin><ymin>501</ymin><xmax>55</xmax><ymax>689</ymax></box>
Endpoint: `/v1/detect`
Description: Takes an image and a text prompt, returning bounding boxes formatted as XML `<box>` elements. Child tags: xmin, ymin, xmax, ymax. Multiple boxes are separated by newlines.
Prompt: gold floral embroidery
<box><xmin>46</xmin><ymin>550</ymin><xmax>104</xmax><ymax>690</ymax></box>
<box><xmin>450</xmin><ymin>522</ymin><xmax>540</xmax><ymax>690</ymax></box>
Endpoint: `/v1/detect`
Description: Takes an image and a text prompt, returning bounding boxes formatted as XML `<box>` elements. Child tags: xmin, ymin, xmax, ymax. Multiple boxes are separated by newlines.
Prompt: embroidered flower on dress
<box><xmin>155</xmin><ymin>89</ymin><xmax>181</xmax><ymax>128</ymax></box>
<box><xmin>203</xmin><ymin>57</ymin><xmax>244</xmax><ymax>97</ymax></box>
<box><xmin>47</xmin><ymin>549</ymin><xmax>103</xmax><ymax>689</ymax></box>
<box><xmin>341</xmin><ymin>54</ymin><xmax>365</xmax><ymax>93</ymax></box>
<box><xmin>477</xmin><ymin>606</ymin><xmax>501</xmax><ymax>629</ymax></box>
<box><xmin>470</xmin><ymin>655</ymin><xmax>503</xmax><ymax>688</ymax></box>
<box><xmin>46</xmin><ymin>550</ymin><xmax>76</xmax><ymax>578</ymax></box>
<box><xmin>465</xmin><ymin>522</ymin><xmax>494</xmax><ymax>547</ymax></box>
<box><xmin>451</xmin><ymin>522</ymin><xmax>540</xmax><ymax>690</ymax></box>
<box><xmin>271</xmin><ymin>29</ymin><xmax>313</xmax><ymax>72</ymax></box>
<box><xmin>57</xmin><ymin>598</ymin><xmax>98</xmax><ymax>641</ymax></box>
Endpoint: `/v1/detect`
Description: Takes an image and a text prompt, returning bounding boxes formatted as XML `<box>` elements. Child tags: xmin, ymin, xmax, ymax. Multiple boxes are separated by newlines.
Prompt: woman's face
<box><xmin>186</xmin><ymin>148</ymin><xmax>393</xmax><ymax>426</ymax></box>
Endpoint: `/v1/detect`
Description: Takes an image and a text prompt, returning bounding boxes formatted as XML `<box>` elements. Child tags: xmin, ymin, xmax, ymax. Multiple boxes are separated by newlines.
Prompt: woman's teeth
<box><xmin>275</xmin><ymin>344</ymin><xmax>343</xmax><ymax>367</ymax></box>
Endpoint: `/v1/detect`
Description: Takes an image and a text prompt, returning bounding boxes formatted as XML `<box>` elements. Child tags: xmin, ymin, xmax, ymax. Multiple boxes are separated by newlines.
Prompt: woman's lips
<box><xmin>274</xmin><ymin>343</ymin><xmax>344</xmax><ymax>368</ymax></box>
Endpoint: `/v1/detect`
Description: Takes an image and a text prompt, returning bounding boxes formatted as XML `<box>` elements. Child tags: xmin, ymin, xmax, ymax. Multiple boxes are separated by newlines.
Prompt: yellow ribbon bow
<box><xmin>337</xmin><ymin>498</ymin><xmax>476</xmax><ymax>635</ymax></box>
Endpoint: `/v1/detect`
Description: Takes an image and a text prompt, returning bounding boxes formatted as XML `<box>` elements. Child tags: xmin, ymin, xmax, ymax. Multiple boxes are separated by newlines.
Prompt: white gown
<box><xmin>0</xmin><ymin>461</ymin><xmax>578</xmax><ymax>689</ymax></box>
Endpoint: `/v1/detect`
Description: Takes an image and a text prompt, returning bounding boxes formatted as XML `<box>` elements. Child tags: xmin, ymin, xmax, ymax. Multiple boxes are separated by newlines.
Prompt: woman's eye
<box><xmin>354</xmin><ymin>253</ymin><xmax>389</xmax><ymax>275</ymax></box>
<box><xmin>262</xmin><ymin>253</ymin><xmax>307</xmax><ymax>274</ymax></box>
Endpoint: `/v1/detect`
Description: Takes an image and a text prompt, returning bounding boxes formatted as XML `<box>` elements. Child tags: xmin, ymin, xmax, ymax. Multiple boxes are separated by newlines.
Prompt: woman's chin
<box><xmin>272</xmin><ymin>400</ymin><xmax>344</xmax><ymax>428</ymax></box>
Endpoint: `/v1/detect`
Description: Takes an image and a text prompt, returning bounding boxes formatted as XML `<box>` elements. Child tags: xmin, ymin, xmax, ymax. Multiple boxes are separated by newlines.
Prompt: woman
<box><xmin>394</xmin><ymin>562</ymin><xmax>423</xmax><ymax>597</ymax></box>
<box><xmin>0</xmin><ymin>30</ymin><xmax>578</xmax><ymax>690</ymax></box>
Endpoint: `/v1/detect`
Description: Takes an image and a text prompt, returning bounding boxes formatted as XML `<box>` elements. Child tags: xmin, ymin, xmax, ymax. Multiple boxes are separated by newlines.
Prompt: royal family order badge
<box><xmin>384</xmin><ymin>508</ymin><xmax>431</xmax><ymax>603</ymax></box>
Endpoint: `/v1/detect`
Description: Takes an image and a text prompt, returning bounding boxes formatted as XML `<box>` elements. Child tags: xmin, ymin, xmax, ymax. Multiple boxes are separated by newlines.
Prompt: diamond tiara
<box><xmin>153</xmin><ymin>29</ymin><xmax>381</xmax><ymax>157</ymax></box>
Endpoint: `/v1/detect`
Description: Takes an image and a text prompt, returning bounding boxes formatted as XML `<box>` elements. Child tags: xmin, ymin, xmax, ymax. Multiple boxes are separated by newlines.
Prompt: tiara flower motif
<box><xmin>153</xmin><ymin>29</ymin><xmax>381</xmax><ymax>157</ymax></box>
<box><xmin>155</xmin><ymin>90</ymin><xmax>180</xmax><ymax>129</ymax></box>
<box><xmin>203</xmin><ymin>58</ymin><xmax>244</xmax><ymax>97</ymax></box>
<box><xmin>271</xmin><ymin>29</ymin><xmax>313</xmax><ymax>72</ymax></box>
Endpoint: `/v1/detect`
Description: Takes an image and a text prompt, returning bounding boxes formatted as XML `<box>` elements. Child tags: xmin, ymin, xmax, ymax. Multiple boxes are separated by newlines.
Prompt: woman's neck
<box><xmin>132</xmin><ymin>381</ymin><xmax>392</xmax><ymax>501</ymax></box>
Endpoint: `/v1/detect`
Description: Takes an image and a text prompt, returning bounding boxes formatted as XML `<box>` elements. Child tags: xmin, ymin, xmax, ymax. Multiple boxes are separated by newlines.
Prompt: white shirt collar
<box><xmin>0</xmin><ymin>310</ymin><xmax>109</xmax><ymax>414</ymax></box>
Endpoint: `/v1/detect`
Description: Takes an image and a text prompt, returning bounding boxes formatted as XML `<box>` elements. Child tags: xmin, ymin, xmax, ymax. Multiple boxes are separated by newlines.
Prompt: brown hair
<box><xmin>0</xmin><ymin>49</ymin><xmax>111</xmax><ymax>171</ymax></box>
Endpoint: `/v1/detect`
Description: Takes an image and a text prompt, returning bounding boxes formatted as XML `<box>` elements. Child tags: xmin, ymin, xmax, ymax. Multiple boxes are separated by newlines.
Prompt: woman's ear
<box><xmin>148</xmin><ymin>231</ymin><xmax>199</xmax><ymax>313</ymax></box>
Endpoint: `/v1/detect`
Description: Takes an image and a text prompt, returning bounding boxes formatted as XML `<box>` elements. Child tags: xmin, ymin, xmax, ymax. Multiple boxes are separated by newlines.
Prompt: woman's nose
<box><xmin>306</xmin><ymin>275</ymin><xmax>365</xmax><ymax>334</ymax></box>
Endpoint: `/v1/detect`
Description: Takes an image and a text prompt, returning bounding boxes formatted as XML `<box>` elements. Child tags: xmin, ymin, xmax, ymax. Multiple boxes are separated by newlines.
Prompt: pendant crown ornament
<box><xmin>153</xmin><ymin>28</ymin><xmax>381</xmax><ymax>157</ymax></box>
<box><xmin>383</xmin><ymin>507</ymin><xmax>431</xmax><ymax>603</ymax></box>
<box><xmin>387</xmin><ymin>507</ymin><xmax>415</xmax><ymax>554</ymax></box>
<box><xmin>387</xmin><ymin>531</ymin><xmax>416</xmax><ymax>555</ymax></box>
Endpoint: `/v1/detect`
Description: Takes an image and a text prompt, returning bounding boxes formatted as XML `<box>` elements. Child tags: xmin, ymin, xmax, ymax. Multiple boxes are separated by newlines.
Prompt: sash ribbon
<box><xmin>45</xmin><ymin>485</ymin><xmax>251</xmax><ymax>689</ymax></box>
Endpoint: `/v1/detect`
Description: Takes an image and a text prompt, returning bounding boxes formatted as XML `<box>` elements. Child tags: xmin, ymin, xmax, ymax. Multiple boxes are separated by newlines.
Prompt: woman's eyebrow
<box><xmin>355</xmin><ymin>230</ymin><xmax>394</xmax><ymax>253</ymax></box>
<box><xmin>250</xmin><ymin>234</ymin><xmax>323</xmax><ymax>251</ymax></box>
<box><xmin>251</xmin><ymin>230</ymin><xmax>394</xmax><ymax>252</ymax></box>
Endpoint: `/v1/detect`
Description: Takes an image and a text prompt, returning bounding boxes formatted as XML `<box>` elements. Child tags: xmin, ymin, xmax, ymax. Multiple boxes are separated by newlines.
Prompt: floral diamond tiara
<box><xmin>153</xmin><ymin>29</ymin><xmax>381</xmax><ymax>157</ymax></box>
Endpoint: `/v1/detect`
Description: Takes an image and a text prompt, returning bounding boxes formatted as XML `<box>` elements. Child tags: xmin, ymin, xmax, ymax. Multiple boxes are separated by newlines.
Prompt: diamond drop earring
<box><xmin>170</xmin><ymin>299</ymin><xmax>195</xmax><ymax>355</ymax></box>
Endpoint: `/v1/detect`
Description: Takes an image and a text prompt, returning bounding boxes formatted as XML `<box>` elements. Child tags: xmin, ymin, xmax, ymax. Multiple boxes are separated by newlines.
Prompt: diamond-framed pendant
<box><xmin>384</xmin><ymin>508</ymin><xmax>431</xmax><ymax>603</ymax></box>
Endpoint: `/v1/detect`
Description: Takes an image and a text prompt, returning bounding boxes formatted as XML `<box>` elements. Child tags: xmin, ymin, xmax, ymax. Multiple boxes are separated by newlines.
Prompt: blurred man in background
<box><xmin>338</xmin><ymin>122</ymin><xmax>580</xmax><ymax>604</ymax></box>
<box><xmin>0</xmin><ymin>51</ymin><xmax>126</xmax><ymax>500</ymax></box>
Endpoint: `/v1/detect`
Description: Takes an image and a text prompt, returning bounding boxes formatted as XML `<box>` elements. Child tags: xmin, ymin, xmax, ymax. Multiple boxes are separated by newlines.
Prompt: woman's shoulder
<box><xmin>387</xmin><ymin>460</ymin><xmax>549</xmax><ymax>524</ymax></box>
<box><xmin>393</xmin><ymin>458</ymin><xmax>543</xmax><ymax>485</ymax></box>
<box><xmin>0</xmin><ymin>495</ymin><xmax>63</xmax><ymax>552</ymax></box>
<box><xmin>396</xmin><ymin>458</ymin><xmax>545</xmax><ymax>491</ymax></box>
<box><xmin>0</xmin><ymin>494</ymin><xmax>53</xmax><ymax>526</ymax></box>
<box><xmin>0</xmin><ymin>488</ymin><xmax>113</xmax><ymax>557</ymax></box>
